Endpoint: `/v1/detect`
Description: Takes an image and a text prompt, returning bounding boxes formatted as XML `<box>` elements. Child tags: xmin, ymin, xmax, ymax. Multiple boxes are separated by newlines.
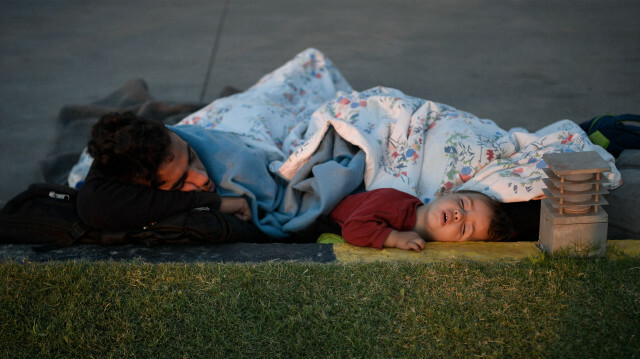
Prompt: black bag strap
<box><xmin>133</xmin><ymin>207</ymin><xmax>234</xmax><ymax>245</ymax></box>
<box><xmin>32</xmin><ymin>220</ymin><xmax>92</xmax><ymax>252</ymax></box>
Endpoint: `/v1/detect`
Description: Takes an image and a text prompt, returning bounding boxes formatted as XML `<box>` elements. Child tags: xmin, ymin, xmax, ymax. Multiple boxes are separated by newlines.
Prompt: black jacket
<box><xmin>77</xmin><ymin>164</ymin><xmax>222</xmax><ymax>231</ymax></box>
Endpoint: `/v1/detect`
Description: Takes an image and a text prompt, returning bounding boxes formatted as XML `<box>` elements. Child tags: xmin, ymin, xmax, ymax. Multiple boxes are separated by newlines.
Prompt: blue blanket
<box><xmin>170</xmin><ymin>125</ymin><xmax>365</xmax><ymax>238</ymax></box>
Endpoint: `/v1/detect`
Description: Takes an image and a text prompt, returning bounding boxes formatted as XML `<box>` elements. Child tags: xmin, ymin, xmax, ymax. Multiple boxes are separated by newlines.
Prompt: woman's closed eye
<box><xmin>170</xmin><ymin>144</ymin><xmax>194</xmax><ymax>190</ymax></box>
<box><xmin>188</xmin><ymin>146</ymin><xmax>195</xmax><ymax>163</ymax></box>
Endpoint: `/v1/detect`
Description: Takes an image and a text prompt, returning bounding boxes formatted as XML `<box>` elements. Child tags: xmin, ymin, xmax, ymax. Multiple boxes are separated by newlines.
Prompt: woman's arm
<box><xmin>77</xmin><ymin>164</ymin><xmax>233</xmax><ymax>231</ymax></box>
<box><xmin>219</xmin><ymin>197</ymin><xmax>251</xmax><ymax>221</ymax></box>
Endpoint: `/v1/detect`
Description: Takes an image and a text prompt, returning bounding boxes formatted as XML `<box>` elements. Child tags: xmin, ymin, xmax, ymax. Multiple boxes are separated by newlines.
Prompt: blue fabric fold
<box><xmin>170</xmin><ymin>125</ymin><xmax>364</xmax><ymax>238</ymax></box>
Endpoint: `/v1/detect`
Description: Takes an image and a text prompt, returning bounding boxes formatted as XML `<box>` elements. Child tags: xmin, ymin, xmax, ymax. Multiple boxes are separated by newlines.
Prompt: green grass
<box><xmin>1</xmin><ymin>256</ymin><xmax>639</xmax><ymax>358</ymax></box>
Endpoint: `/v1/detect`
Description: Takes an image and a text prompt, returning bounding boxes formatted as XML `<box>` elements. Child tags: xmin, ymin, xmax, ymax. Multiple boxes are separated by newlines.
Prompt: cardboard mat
<box><xmin>333</xmin><ymin>240</ymin><xmax>640</xmax><ymax>263</ymax></box>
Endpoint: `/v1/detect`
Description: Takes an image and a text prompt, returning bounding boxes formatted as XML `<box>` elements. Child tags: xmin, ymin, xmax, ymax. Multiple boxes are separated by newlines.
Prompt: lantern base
<box><xmin>538</xmin><ymin>199</ymin><xmax>608</xmax><ymax>257</ymax></box>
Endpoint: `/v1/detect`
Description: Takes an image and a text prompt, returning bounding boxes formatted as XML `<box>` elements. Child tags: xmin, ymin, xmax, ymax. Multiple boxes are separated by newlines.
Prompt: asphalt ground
<box><xmin>1</xmin><ymin>1</ymin><xmax>639</xmax><ymax>261</ymax></box>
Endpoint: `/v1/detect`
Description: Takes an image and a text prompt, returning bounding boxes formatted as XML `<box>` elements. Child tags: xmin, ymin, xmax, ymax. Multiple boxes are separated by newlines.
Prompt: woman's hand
<box><xmin>219</xmin><ymin>197</ymin><xmax>252</xmax><ymax>221</ymax></box>
<box><xmin>383</xmin><ymin>230</ymin><xmax>426</xmax><ymax>252</ymax></box>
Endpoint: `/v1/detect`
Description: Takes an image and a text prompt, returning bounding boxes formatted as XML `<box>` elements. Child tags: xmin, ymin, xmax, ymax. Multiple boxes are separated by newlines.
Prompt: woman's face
<box><xmin>154</xmin><ymin>132</ymin><xmax>215</xmax><ymax>192</ymax></box>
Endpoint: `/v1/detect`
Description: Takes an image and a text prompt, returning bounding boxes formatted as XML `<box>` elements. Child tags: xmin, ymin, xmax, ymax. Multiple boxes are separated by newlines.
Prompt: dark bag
<box><xmin>0</xmin><ymin>183</ymin><xmax>94</xmax><ymax>245</ymax></box>
<box><xmin>97</xmin><ymin>206</ymin><xmax>266</xmax><ymax>246</ymax></box>
<box><xmin>579</xmin><ymin>114</ymin><xmax>640</xmax><ymax>158</ymax></box>
<box><xmin>0</xmin><ymin>183</ymin><xmax>265</xmax><ymax>248</ymax></box>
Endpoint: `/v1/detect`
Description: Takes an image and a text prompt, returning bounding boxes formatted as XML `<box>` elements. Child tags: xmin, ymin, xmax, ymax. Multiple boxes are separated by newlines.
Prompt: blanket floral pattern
<box><xmin>177</xmin><ymin>48</ymin><xmax>620</xmax><ymax>204</ymax></box>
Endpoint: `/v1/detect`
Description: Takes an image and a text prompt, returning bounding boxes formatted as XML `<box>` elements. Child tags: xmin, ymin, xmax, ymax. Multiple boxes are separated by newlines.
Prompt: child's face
<box><xmin>415</xmin><ymin>192</ymin><xmax>493</xmax><ymax>242</ymax></box>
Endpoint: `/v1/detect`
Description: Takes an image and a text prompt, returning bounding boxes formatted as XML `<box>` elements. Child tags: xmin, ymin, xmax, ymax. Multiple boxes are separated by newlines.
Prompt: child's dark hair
<box><xmin>87</xmin><ymin>112</ymin><xmax>171</xmax><ymax>185</ymax></box>
<box><xmin>457</xmin><ymin>190</ymin><xmax>516</xmax><ymax>242</ymax></box>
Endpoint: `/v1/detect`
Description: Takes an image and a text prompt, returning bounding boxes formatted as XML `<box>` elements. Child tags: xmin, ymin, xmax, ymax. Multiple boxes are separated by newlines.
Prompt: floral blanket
<box><xmin>178</xmin><ymin>48</ymin><xmax>621</xmax><ymax>204</ymax></box>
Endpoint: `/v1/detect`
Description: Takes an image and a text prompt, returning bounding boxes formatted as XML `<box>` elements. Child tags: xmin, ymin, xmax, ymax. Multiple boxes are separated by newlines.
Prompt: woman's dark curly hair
<box><xmin>87</xmin><ymin>112</ymin><xmax>172</xmax><ymax>185</ymax></box>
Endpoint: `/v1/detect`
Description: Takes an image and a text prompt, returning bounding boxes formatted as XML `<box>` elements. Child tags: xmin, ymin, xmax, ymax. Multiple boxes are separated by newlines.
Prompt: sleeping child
<box><xmin>328</xmin><ymin>188</ymin><xmax>515</xmax><ymax>252</ymax></box>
